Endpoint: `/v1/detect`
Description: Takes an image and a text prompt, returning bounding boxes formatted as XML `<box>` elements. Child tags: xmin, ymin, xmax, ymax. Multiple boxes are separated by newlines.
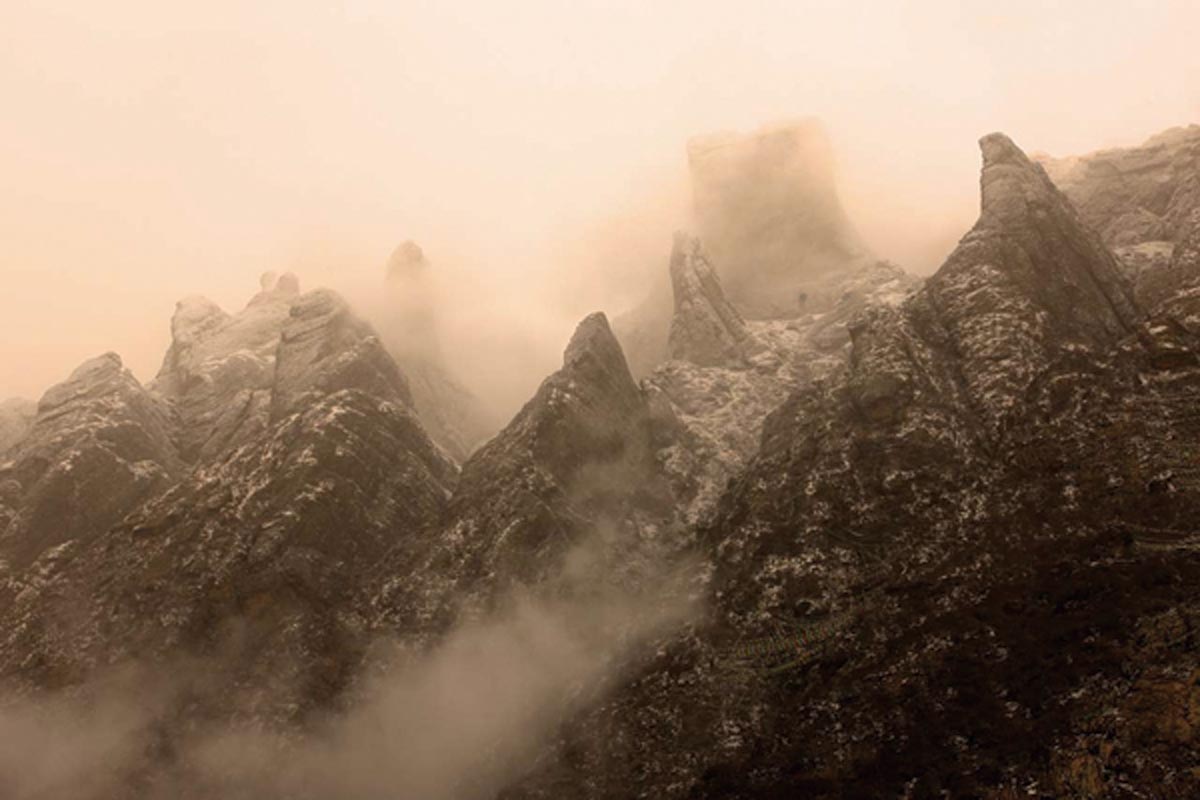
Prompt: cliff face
<box><xmin>616</xmin><ymin>119</ymin><xmax>878</xmax><ymax>375</ymax></box>
<box><xmin>688</xmin><ymin>120</ymin><xmax>870</xmax><ymax>318</ymax></box>
<box><xmin>3</xmin><ymin>125</ymin><xmax>1200</xmax><ymax>800</ymax></box>
<box><xmin>1037</xmin><ymin>125</ymin><xmax>1200</xmax><ymax>248</ymax></box>
<box><xmin>0</xmin><ymin>287</ymin><xmax>455</xmax><ymax>734</ymax></box>
<box><xmin>372</xmin><ymin>312</ymin><xmax>678</xmax><ymax>638</ymax></box>
<box><xmin>0</xmin><ymin>353</ymin><xmax>181</xmax><ymax>569</ymax></box>
<box><xmin>501</xmin><ymin>133</ymin><xmax>1200</xmax><ymax>800</ymax></box>
<box><xmin>151</xmin><ymin>273</ymin><xmax>299</xmax><ymax>464</ymax></box>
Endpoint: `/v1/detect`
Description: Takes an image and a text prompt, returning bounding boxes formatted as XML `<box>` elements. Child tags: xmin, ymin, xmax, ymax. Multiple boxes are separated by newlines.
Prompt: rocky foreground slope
<box><xmin>0</xmin><ymin>124</ymin><xmax>1198</xmax><ymax>800</ymax></box>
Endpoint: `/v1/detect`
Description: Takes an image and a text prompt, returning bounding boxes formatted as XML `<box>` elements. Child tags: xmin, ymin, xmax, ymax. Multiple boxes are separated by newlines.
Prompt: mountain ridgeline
<box><xmin>2</xmin><ymin>122</ymin><xmax>1200</xmax><ymax>798</ymax></box>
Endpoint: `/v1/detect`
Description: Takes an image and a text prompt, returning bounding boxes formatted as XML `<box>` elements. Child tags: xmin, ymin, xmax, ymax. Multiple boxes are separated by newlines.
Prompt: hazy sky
<box><xmin>1</xmin><ymin>0</ymin><xmax>1197</xmax><ymax>401</ymax></box>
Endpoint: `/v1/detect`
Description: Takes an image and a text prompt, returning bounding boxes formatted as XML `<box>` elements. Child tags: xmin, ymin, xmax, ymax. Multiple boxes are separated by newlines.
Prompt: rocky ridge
<box><xmin>501</xmin><ymin>132</ymin><xmax>1200</xmax><ymax>799</ymax></box>
<box><xmin>372</xmin><ymin>312</ymin><xmax>679</xmax><ymax>640</ymax></box>
<box><xmin>0</xmin><ymin>353</ymin><xmax>181</xmax><ymax>570</ymax></box>
<box><xmin>1</xmin><ymin>123</ymin><xmax>1199</xmax><ymax>799</ymax></box>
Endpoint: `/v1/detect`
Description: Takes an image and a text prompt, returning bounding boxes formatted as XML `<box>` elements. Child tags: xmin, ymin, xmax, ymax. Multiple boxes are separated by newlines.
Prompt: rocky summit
<box><xmin>616</xmin><ymin>119</ymin><xmax>875</xmax><ymax>375</ymax></box>
<box><xmin>3</xmin><ymin>123</ymin><xmax>1200</xmax><ymax>800</ymax></box>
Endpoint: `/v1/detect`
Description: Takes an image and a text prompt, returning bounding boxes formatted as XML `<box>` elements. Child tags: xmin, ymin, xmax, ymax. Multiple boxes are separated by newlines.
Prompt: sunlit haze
<box><xmin>2</xmin><ymin>0</ymin><xmax>1197</xmax><ymax>406</ymax></box>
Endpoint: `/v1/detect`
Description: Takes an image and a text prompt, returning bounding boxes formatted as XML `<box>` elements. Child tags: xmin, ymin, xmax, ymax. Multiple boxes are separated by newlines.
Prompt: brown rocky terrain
<box><xmin>1</xmin><ymin>123</ymin><xmax>1198</xmax><ymax>799</ymax></box>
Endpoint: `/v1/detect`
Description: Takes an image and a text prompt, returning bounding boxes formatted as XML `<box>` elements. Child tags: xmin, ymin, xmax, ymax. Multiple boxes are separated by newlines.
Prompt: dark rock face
<box><xmin>373</xmin><ymin>312</ymin><xmax>676</xmax><ymax>638</ymax></box>
<box><xmin>0</xmin><ymin>353</ymin><xmax>181</xmax><ymax>569</ymax></box>
<box><xmin>6</xmin><ymin>125</ymin><xmax>1200</xmax><ymax>800</ymax></box>
<box><xmin>499</xmin><ymin>133</ymin><xmax>1200</xmax><ymax>800</ymax></box>
<box><xmin>920</xmin><ymin>132</ymin><xmax>1139</xmax><ymax>427</ymax></box>
<box><xmin>1136</xmin><ymin>210</ymin><xmax>1200</xmax><ymax>330</ymax></box>
<box><xmin>1037</xmin><ymin>124</ymin><xmax>1200</xmax><ymax>247</ymax></box>
<box><xmin>0</xmin><ymin>397</ymin><xmax>35</xmax><ymax>455</ymax></box>
<box><xmin>688</xmin><ymin>119</ymin><xmax>870</xmax><ymax>318</ymax></box>
<box><xmin>0</xmin><ymin>390</ymin><xmax>454</xmax><ymax>714</ymax></box>
<box><xmin>0</xmin><ymin>287</ymin><xmax>454</xmax><ymax>736</ymax></box>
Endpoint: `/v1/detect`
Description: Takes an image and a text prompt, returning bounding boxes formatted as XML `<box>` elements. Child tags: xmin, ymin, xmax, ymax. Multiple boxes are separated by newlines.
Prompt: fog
<box><xmin>1</xmin><ymin>0</ymin><xmax>1197</xmax><ymax>412</ymax></box>
<box><xmin>0</xmin><ymin>531</ymin><xmax>700</xmax><ymax>799</ymax></box>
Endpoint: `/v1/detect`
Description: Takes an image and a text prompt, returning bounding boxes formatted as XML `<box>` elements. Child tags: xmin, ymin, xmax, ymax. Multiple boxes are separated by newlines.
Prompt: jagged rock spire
<box><xmin>666</xmin><ymin>233</ymin><xmax>758</xmax><ymax>367</ymax></box>
<box><xmin>888</xmin><ymin>132</ymin><xmax>1144</xmax><ymax>428</ymax></box>
<box><xmin>969</xmin><ymin>132</ymin><xmax>1139</xmax><ymax>340</ymax></box>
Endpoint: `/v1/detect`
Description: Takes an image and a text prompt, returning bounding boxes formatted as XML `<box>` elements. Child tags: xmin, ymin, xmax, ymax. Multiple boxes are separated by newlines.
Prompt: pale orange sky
<box><xmin>1</xmin><ymin>0</ymin><xmax>1197</xmax><ymax>402</ymax></box>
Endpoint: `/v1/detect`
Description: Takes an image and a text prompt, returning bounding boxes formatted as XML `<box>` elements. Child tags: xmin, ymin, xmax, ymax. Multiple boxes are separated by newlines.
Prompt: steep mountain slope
<box><xmin>1037</xmin><ymin>124</ymin><xmax>1200</xmax><ymax>248</ymax></box>
<box><xmin>648</xmin><ymin>233</ymin><xmax>916</xmax><ymax>522</ymax></box>
<box><xmin>0</xmin><ymin>353</ymin><xmax>181</xmax><ymax>569</ymax></box>
<box><xmin>3</xmin><ymin>125</ymin><xmax>1199</xmax><ymax>800</ymax></box>
<box><xmin>373</xmin><ymin>312</ymin><xmax>678</xmax><ymax>638</ymax></box>
<box><xmin>503</xmin><ymin>133</ymin><xmax>1200</xmax><ymax>799</ymax></box>
<box><xmin>1037</xmin><ymin>125</ymin><xmax>1200</xmax><ymax>351</ymax></box>
<box><xmin>0</xmin><ymin>288</ymin><xmax>455</xmax><ymax>745</ymax></box>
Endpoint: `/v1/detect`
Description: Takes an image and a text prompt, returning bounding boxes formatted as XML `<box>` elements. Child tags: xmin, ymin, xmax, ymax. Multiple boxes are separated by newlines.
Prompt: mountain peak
<box><xmin>386</xmin><ymin>240</ymin><xmax>427</xmax><ymax>281</ymax></box>
<box><xmin>911</xmin><ymin>131</ymin><xmax>1142</xmax><ymax>426</ymax></box>
<box><xmin>564</xmin><ymin>312</ymin><xmax>623</xmax><ymax>368</ymax></box>
<box><xmin>979</xmin><ymin>131</ymin><xmax>1029</xmax><ymax>167</ymax></box>
<box><xmin>250</xmin><ymin>271</ymin><xmax>300</xmax><ymax>305</ymax></box>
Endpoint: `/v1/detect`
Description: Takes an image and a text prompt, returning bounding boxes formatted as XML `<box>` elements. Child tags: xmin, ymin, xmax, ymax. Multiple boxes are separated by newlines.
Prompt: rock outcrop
<box><xmin>501</xmin><ymin>132</ymin><xmax>1200</xmax><ymax>800</ymax></box>
<box><xmin>151</xmin><ymin>273</ymin><xmax>300</xmax><ymax>463</ymax></box>
<box><xmin>373</xmin><ymin>312</ymin><xmax>676</xmax><ymax>636</ymax></box>
<box><xmin>0</xmin><ymin>290</ymin><xmax>455</xmax><ymax>728</ymax></box>
<box><xmin>688</xmin><ymin>119</ymin><xmax>870</xmax><ymax>318</ymax></box>
<box><xmin>1133</xmin><ymin>210</ymin><xmax>1200</xmax><ymax>330</ymax></box>
<box><xmin>918</xmin><ymin>132</ymin><xmax>1139</xmax><ymax>426</ymax></box>
<box><xmin>616</xmin><ymin>118</ymin><xmax>874</xmax><ymax>374</ymax></box>
<box><xmin>0</xmin><ymin>353</ymin><xmax>181</xmax><ymax>568</ymax></box>
<box><xmin>1037</xmin><ymin>124</ymin><xmax>1200</xmax><ymax>247</ymax></box>
<box><xmin>666</xmin><ymin>233</ymin><xmax>758</xmax><ymax>367</ymax></box>
<box><xmin>270</xmin><ymin>289</ymin><xmax>413</xmax><ymax>420</ymax></box>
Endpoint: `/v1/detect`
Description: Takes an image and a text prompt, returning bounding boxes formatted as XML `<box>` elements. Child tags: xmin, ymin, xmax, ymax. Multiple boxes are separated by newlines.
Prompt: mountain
<box><xmin>3</xmin><ymin>124</ymin><xmax>1200</xmax><ymax>799</ymax></box>
<box><xmin>150</xmin><ymin>272</ymin><xmax>300</xmax><ymax>463</ymax></box>
<box><xmin>372</xmin><ymin>311</ymin><xmax>678</xmax><ymax>638</ymax></box>
<box><xmin>502</xmin><ymin>132</ymin><xmax>1200</xmax><ymax>799</ymax></box>
<box><xmin>688</xmin><ymin>119</ymin><xmax>871</xmax><ymax>318</ymax></box>
<box><xmin>1037</xmin><ymin>125</ymin><xmax>1200</xmax><ymax>248</ymax></box>
<box><xmin>647</xmin><ymin>232</ymin><xmax>915</xmax><ymax>521</ymax></box>
<box><xmin>616</xmin><ymin>119</ymin><xmax>877</xmax><ymax>376</ymax></box>
<box><xmin>0</xmin><ymin>286</ymin><xmax>455</xmax><ymax>738</ymax></box>
<box><xmin>0</xmin><ymin>353</ymin><xmax>181</xmax><ymax>569</ymax></box>
<box><xmin>1037</xmin><ymin>125</ymin><xmax>1200</xmax><ymax>311</ymax></box>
